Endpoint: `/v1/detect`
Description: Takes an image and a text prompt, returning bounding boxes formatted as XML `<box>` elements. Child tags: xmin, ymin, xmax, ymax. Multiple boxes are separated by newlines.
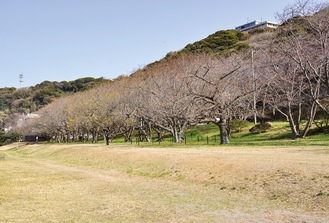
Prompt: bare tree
<box><xmin>264</xmin><ymin>53</ymin><xmax>316</xmax><ymax>138</ymax></box>
<box><xmin>26</xmin><ymin>96</ymin><xmax>72</xmax><ymax>142</ymax></box>
<box><xmin>137</xmin><ymin>56</ymin><xmax>200</xmax><ymax>143</ymax></box>
<box><xmin>188</xmin><ymin>53</ymin><xmax>253</xmax><ymax>144</ymax></box>
<box><xmin>267</xmin><ymin>0</ymin><xmax>329</xmax><ymax>137</ymax></box>
<box><xmin>276</xmin><ymin>0</ymin><xmax>329</xmax><ymax>113</ymax></box>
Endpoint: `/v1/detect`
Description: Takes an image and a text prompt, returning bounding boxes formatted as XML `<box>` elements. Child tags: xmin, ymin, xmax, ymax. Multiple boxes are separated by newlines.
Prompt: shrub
<box><xmin>249</xmin><ymin>122</ymin><xmax>272</xmax><ymax>133</ymax></box>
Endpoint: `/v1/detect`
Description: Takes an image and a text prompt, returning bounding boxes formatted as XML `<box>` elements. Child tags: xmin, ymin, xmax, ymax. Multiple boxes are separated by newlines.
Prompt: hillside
<box><xmin>181</xmin><ymin>29</ymin><xmax>250</xmax><ymax>55</ymax></box>
<box><xmin>0</xmin><ymin>77</ymin><xmax>108</xmax><ymax>114</ymax></box>
<box><xmin>132</xmin><ymin>29</ymin><xmax>252</xmax><ymax>77</ymax></box>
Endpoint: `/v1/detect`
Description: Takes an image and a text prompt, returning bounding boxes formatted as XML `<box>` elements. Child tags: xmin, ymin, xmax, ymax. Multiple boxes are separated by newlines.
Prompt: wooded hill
<box><xmin>0</xmin><ymin>77</ymin><xmax>108</xmax><ymax>114</ymax></box>
<box><xmin>2</xmin><ymin>0</ymin><xmax>329</xmax><ymax>145</ymax></box>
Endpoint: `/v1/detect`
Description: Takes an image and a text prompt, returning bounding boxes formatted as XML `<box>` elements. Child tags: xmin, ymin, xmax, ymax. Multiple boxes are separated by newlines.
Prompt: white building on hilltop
<box><xmin>235</xmin><ymin>20</ymin><xmax>279</xmax><ymax>32</ymax></box>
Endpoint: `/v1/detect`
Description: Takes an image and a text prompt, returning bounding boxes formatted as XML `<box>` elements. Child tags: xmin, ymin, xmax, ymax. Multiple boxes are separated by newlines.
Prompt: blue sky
<box><xmin>0</xmin><ymin>0</ymin><xmax>292</xmax><ymax>88</ymax></box>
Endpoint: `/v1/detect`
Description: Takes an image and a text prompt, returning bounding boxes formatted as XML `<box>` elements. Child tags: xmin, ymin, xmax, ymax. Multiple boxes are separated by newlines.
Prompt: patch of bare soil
<box><xmin>0</xmin><ymin>143</ymin><xmax>328</xmax><ymax>222</ymax></box>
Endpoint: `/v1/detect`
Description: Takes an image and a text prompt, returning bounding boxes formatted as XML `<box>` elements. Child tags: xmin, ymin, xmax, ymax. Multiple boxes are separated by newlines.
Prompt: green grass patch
<box><xmin>123</xmin><ymin>121</ymin><xmax>329</xmax><ymax>147</ymax></box>
<box><xmin>36</xmin><ymin>121</ymin><xmax>329</xmax><ymax>147</ymax></box>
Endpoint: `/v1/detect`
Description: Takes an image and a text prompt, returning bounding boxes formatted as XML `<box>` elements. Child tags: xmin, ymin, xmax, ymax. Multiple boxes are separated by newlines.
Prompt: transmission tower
<box><xmin>19</xmin><ymin>73</ymin><xmax>24</xmax><ymax>88</ymax></box>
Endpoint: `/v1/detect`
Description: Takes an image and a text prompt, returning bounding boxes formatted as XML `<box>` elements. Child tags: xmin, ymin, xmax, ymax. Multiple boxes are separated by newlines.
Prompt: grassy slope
<box><xmin>121</xmin><ymin>121</ymin><xmax>329</xmax><ymax>147</ymax></box>
<box><xmin>228</xmin><ymin>121</ymin><xmax>329</xmax><ymax>146</ymax></box>
<box><xmin>0</xmin><ymin>143</ymin><xmax>328</xmax><ymax>222</ymax></box>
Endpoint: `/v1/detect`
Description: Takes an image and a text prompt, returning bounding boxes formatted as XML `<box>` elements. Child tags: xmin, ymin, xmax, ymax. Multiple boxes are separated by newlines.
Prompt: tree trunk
<box><xmin>218</xmin><ymin>117</ymin><xmax>229</xmax><ymax>144</ymax></box>
<box><xmin>287</xmin><ymin>113</ymin><xmax>300</xmax><ymax>139</ymax></box>
<box><xmin>172</xmin><ymin>127</ymin><xmax>181</xmax><ymax>143</ymax></box>
<box><xmin>123</xmin><ymin>128</ymin><xmax>134</xmax><ymax>142</ymax></box>
<box><xmin>177</xmin><ymin>130</ymin><xmax>184</xmax><ymax>143</ymax></box>
<box><xmin>148</xmin><ymin>122</ymin><xmax>152</xmax><ymax>142</ymax></box>
<box><xmin>287</xmin><ymin>101</ymin><xmax>300</xmax><ymax>139</ymax></box>
<box><xmin>152</xmin><ymin>127</ymin><xmax>164</xmax><ymax>142</ymax></box>
<box><xmin>92</xmin><ymin>128</ymin><xmax>99</xmax><ymax>143</ymax></box>
<box><xmin>138</xmin><ymin>129</ymin><xmax>151</xmax><ymax>142</ymax></box>
<box><xmin>103</xmin><ymin>128</ymin><xmax>111</xmax><ymax>145</ymax></box>
<box><xmin>178</xmin><ymin>120</ymin><xmax>188</xmax><ymax>143</ymax></box>
<box><xmin>296</xmin><ymin>101</ymin><xmax>302</xmax><ymax>133</ymax></box>
<box><xmin>301</xmin><ymin>103</ymin><xmax>317</xmax><ymax>138</ymax></box>
<box><xmin>171</xmin><ymin>119</ymin><xmax>187</xmax><ymax>143</ymax></box>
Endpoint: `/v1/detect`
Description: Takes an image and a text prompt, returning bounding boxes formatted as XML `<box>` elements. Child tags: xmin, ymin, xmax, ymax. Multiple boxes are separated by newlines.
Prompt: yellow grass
<box><xmin>0</xmin><ymin>143</ymin><xmax>328</xmax><ymax>222</ymax></box>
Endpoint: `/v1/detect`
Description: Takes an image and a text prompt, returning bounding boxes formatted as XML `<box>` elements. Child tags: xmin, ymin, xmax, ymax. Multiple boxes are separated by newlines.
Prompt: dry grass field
<box><xmin>0</xmin><ymin>143</ymin><xmax>328</xmax><ymax>222</ymax></box>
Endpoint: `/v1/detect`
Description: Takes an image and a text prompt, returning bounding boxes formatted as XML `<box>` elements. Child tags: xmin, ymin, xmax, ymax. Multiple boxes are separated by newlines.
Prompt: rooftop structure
<box><xmin>235</xmin><ymin>20</ymin><xmax>279</xmax><ymax>32</ymax></box>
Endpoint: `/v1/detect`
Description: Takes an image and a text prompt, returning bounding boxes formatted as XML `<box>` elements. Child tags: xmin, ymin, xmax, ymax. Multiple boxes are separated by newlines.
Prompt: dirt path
<box><xmin>0</xmin><ymin>143</ymin><xmax>328</xmax><ymax>222</ymax></box>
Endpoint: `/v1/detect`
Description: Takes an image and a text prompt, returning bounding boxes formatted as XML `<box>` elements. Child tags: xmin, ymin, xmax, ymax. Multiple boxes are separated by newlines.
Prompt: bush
<box><xmin>181</xmin><ymin>29</ymin><xmax>249</xmax><ymax>55</ymax></box>
<box><xmin>233</xmin><ymin>41</ymin><xmax>250</xmax><ymax>51</ymax></box>
<box><xmin>249</xmin><ymin>122</ymin><xmax>272</xmax><ymax>134</ymax></box>
<box><xmin>0</xmin><ymin>131</ymin><xmax>19</xmax><ymax>146</ymax></box>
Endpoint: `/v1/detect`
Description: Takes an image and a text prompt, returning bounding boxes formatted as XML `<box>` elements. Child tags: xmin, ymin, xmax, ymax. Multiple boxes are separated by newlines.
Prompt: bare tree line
<box><xmin>13</xmin><ymin>0</ymin><xmax>329</xmax><ymax>144</ymax></box>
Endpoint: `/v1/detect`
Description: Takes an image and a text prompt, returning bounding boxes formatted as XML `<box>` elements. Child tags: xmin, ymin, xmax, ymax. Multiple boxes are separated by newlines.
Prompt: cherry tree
<box><xmin>137</xmin><ymin>56</ymin><xmax>201</xmax><ymax>143</ymax></box>
<box><xmin>267</xmin><ymin>0</ymin><xmax>329</xmax><ymax>137</ymax></box>
<box><xmin>187</xmin><ymin>53</ymin><xmax>253</xmax><ymax>144</ymax></box>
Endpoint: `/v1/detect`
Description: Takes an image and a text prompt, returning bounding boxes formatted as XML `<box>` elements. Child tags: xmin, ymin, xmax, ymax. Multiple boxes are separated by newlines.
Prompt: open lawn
<box><xmin>0</xmin><ymin>143</ymin><xmax>328</xmax><ymax>222</ymax></box>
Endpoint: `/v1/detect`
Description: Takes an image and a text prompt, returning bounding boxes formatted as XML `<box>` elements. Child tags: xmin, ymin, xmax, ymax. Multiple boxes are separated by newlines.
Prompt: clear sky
<box><xmin>0</xmin><ymin>0</ymin><xmax>292</xmax><ymax>88</ymax></box>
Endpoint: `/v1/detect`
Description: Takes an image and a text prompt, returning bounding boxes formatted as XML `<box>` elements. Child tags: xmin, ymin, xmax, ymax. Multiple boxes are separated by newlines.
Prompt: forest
<box><xmin>1</xmin><ymin>0</ymin><xmax>329</xmax><ymax>145</ymax></box>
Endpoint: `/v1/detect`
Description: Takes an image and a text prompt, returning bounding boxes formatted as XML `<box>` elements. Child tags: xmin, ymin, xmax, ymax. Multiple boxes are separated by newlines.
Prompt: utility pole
<box><xmin>19</xmin><ymin>73</ymin><xmax>24</xmax><ymax>88</ymax></box>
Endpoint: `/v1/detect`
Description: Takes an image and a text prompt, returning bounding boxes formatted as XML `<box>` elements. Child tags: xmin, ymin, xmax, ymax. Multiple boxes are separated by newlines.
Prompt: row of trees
<box><xmin>11</xmin><ymin>0</ymin><xmax>329</xmax><ymax>144</ymax></box>
<box><xmin>14</xmin><ymin>54</ymin><xmax>253</xmax><ymax>144</ymax></box>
